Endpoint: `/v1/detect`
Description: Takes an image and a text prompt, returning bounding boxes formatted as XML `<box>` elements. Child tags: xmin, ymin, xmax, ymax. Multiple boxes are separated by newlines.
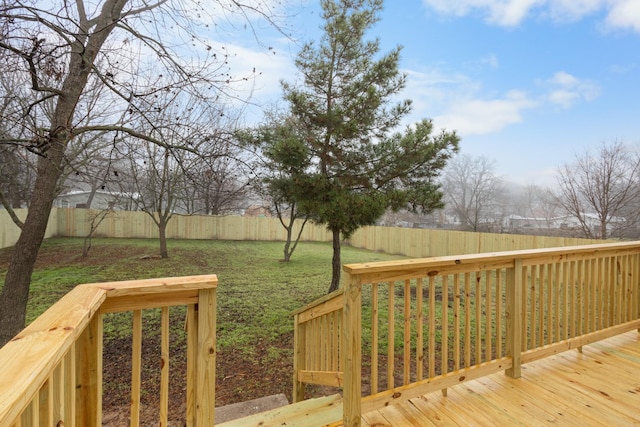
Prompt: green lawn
<box><xmin>0</xmin><ymin>237</ymin><xmax>404</xmax><ymax>352</ymax></box>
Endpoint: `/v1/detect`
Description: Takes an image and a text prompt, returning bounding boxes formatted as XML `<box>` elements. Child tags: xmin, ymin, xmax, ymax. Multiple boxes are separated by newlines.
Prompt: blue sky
<box><xmin>225</xmin><ymin>0</ymin><xmax>640</xmax><ymax>185</ymax></box>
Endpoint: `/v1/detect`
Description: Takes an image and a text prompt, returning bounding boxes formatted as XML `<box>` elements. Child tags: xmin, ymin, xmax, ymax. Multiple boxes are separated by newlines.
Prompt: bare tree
<box><xmin>441</xmin><ymin>154</ymin><xmax>503</xmax><ymax>231</ymax></box>
<box><xmin>555</xmin><ymin>140</ymin><xmax>640</xmax><ymax>239</ymax></box>
<box><xmin>0</xmin><ymin>0</ymin><xmax>282</xmax><ymax>345</ymax></box>
<box><xmin>242</xmin><ymin>112</ymin><xmax>312</xmax><ymax>262</ymax></box>
<box><xmin>82</xmin><ymin>207</ymin><xmax>115</xmax><ymax>257</ymax></box>
<box><xmin>181</xmin><ymin>139</ymin><xmax>252</xmax><ymax>215</ymax></box>
<box><xmin>0</xmin><ymin>70</ymin><xmax>38</xmax><ymax>219</ymax></box>
<box><xmin>126</xmin><ymin>142</ymin><xmax>184</xmax><ymax>258</ymax></box>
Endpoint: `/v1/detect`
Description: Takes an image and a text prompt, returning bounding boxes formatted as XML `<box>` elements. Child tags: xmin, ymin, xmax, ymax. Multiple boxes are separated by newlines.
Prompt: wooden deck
<box><xmin>354</xmin><ymin>331</ymin><xmax>640</xmax><ymax>426</ymax></box>
<box><xmin>221</xmin><ymin>331</ymin><xmax>640</xmax><ymax>426</ymax></box>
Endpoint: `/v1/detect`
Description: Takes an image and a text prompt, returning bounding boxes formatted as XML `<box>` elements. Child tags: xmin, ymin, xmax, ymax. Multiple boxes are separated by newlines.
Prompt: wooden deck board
<box><xmin>347</xmin><ymin>331</ymin><xmax>640</xmax><ymax>426</ymax></box>
<box><xmin>223</xmin><ymin>332</ymin><xmax>639</xmax><ymax>426</ymax></box>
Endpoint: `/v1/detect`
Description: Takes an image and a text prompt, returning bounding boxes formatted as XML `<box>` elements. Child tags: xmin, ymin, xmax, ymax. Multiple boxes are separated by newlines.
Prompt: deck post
<box><xmin>196</xmin><ymin>287</ymin><xmax>217</xmax><ymax>426</ymax></box>
<box><xmin>342</xmin><ymin>271</ymin><xmax>362</xmax><ymax>426</ymax></box>
<box><xmin>75</xmin><ymin>313</ymin><xmax>103</xmax><ymax>427</ymax></box>
<box><xmin>292</xmin><ymin>313</ymin><xmax>306</xmax><ymax>402</ymax></box>
<box><xmin>506</xmin><ymin>259</ymin><xmax>523</xmax><ymax>378</ymax></box>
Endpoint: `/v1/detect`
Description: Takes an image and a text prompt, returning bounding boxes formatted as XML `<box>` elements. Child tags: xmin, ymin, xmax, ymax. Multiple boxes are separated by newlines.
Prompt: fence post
<box><xmin>292</xmin><ymin>314</ymin><xmax>306</xmax><ymax>403</ymax></box>
<box><xmin>506</xmin><ymin>258</ymin><xmax>523</xmax><ymax>378</ymax></box>
<box><xmin>342</xmin><ymin>271</ymin><xmax>362</xmax><ymax>426</ymax></box>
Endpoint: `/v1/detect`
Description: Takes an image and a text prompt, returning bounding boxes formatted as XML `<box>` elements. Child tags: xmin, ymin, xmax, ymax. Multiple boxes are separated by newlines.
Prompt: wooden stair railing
<box><xmin>0</xmin><ymin>275</ymin><xmax>217</xmax><ymax>427</ymax></box>
<box><xmin>292</xmin><ymin>289</ymin><xmax>345</xmax><ymax>403</ymax></box>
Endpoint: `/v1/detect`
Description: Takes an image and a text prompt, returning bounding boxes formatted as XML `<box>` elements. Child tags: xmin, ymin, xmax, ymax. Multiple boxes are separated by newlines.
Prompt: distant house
<box><xmin>506</xmin><ymin>215</ymin><xmax>553</xmax><ymax>229</ymax></box>
<box><xmin>242</xmin><ymin>204</ymin><xmax>271</xmax><ymax>217</ymax></box>
<box><xmin>55</xmin><ymin>190</ymin><xmax>139</xmax><ymax>211</ymax></box>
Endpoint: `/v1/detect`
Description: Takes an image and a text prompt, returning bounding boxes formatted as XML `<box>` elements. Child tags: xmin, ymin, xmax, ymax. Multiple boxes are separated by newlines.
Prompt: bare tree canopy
<box><xmin>555</xmin><ymin>140</ymin><xmax>640</xmax><ymax>239</ymax></box>
<box><xmin>0</xmin><ymin>0</ymin><xmax>283</xmax><ymax>345</ymax></box>
<box><xmin>441</xmin><ymin>153</ymin><xmax>503</xmax><ymax>232</ymax></box>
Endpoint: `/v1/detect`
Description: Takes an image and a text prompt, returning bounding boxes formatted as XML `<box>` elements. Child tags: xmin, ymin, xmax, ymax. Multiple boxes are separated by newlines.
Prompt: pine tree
<box><xmin>283</xmin><ymin>0</ymin><xmax>460</xmax><ymax>292</ymax></box>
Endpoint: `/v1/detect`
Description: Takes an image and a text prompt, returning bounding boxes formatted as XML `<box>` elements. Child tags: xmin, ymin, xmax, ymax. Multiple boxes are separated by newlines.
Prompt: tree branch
<box><xmin>0</xmin><ymin>189</ymin><xmax>24</xmax><ymax>229</ymax></box>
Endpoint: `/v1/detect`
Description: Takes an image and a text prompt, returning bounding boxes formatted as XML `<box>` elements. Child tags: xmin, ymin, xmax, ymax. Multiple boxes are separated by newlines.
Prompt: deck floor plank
<box><xmin>481</xmin><ymin>369</ymin><xmax>601</xmax><ymax>426</ymax></box>
<box><xmin>341</xmin><ymin>332</ymin><xmax>640</xmax><ymax>426</ymax></box>
<box><xmin>469</xmin><ymin>376</ymin><xmax>566</xmax><ymax>425</ymax></box>
<box><xmin>360</xmin><ymin>408</ymin><xmax>391</xmax><ymax>426</ymax></box>
<box><xmin>225</xmin><ymin>332</ymin><xmax>640</xmax><ymax>426</ymax></box>
<box><xmin>536</xmin><ymin>356</ymin><xmax>640</xmax><ymax>423</ymax></box>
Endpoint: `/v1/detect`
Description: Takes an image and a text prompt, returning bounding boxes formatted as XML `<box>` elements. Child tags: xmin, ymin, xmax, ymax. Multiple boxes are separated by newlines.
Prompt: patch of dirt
<box><xmin>101</xmin><ymin>326</ymin><xmax>300</xmax><ymax>426</ymax></box>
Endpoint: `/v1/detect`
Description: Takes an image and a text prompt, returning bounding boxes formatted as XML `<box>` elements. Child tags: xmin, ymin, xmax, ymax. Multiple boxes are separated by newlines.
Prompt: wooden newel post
<box><xmin>292</xmin><ymin>314</ymin><xmax>306</xmax><ymax>402</ymax></box>
<box><xmin>196</xmin><ymin>287</ymin><xmax>217</xmax><ymax>426</ymax></box>
<box><xmin>342</xmin><ymin>271</ymin><xmax>362</xmax><ymax>426</ymax></box>
<box><xmin>506</xmin><ymin>259</ymin><xmax>523</xmax><ymax>378</ymax></box>
<box><xmin>76</xmin><ymin>314</ymin><xmax>103</xmax><ymax>426</ymax></box>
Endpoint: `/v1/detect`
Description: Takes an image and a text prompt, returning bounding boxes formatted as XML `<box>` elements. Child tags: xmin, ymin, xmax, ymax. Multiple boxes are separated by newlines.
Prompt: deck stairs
<box><xmin>217</xmin><ymin>393</ymin><xmax>344</xmax><ymax>427</ymax></box>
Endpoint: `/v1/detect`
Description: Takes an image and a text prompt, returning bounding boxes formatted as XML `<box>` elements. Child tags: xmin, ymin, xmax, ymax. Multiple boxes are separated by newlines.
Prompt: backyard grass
<box><xmin>0</xmin><ymin>237</ymin><xmax>405</xmax><ymax>423</ymax></box>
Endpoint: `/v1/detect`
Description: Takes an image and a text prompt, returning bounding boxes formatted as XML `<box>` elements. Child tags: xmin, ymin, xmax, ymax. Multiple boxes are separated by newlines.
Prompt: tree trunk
<box><xmin>328</xmin><ymin>227</ymin><xmax>341</xmax><ymax>293</ymax></box>
<box><xmin>0</xmin><ymin>0</ymin><xmax>127</xmax><ymax>347</ymax></box>
<box><xmin>0</xmin><ymin>150</ymin><xmax>64</xmax><ymax>345</ymax></box>
<box><xmin>283</xmin><ymin>227</ymin><xmax>292</xmax><ymax>262</ymax></box>
<box><xmin>159</xmin><ymin>216</ymin><xmax>169</xmax><ymax>258</ymax></box>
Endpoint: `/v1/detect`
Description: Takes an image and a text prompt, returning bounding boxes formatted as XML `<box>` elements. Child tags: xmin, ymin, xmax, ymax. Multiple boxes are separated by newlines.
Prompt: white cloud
<box><xmin>422</xmin><ymin>0</ymin><xmax>640</xmax><ymax>32</ymax></box>
<box><xmin>422</xmin><ymin>0</ymin><xmax>545</xmax><ymax>26</ymax></box>
<box><xmin>433</xmin><ymin>90</ymin><xmax>537</xmax><ymax>135</ymax></box>
<box><xmin>480</xmin><ymin>53</ymin><xmax>500</xmax><ymax>68</ymax></box>
<box><xmin>400</xmin><ymin>68</ymin><xmax>483</xmax><ymax>127</ymax></box>
<box><xmin>546</xmin><ymin>0</ymin><xmax>603</xmax><ymax>22</ymax></box>
<box><xmin>542</xmin><ymin>71</ymin><xmax>600</xmax><ymax>108</ymax></box>
<box><xmin>403</xmin><ymin>68</ymin><xmax>599</xmax><ymax>136</ymax></box>
<box><xmin>606</xmin><ymin>0</ymin><xmax>640</xmax><ymax>32</ymax></box>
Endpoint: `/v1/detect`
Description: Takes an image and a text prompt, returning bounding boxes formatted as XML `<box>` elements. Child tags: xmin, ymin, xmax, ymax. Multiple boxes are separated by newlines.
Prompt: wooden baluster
<box><xmin>387</xmin><ymin>281</ymin><xmax>395</xmax><ymax>390</ymax></box>
<box><xmin>464</xmin><ymin>273</ymin><xmax>471</xmax><ymax>367</ymax></box>
<box><xmin>159</xmin><ymin>307</ymin><xmax>169</xmax><ymax>427</ymax></box>
<box><xmin>429</xmin><ymin>276</ymin><xmax>436</xmax><ymax>378</ymax></box>
<box><xmin>186</xmin><ymin>304</ymin><xmax>197</xmax><ymax>426</ymax></box>
<box><xmin>130</xmin><ymin>310</ymin><xmax>142</xmax><ymax>427</ymax></box>
<box><xmin>441</xmin><ymin>276</ymin><xmax>448</xmax><ymax>397</ymax></box>
<box><xmin>485</xmin><ymin>271</ymin><xmax>492</xmax><ymax>362</ymax></box>
<box><xmin>403</xmin><ymin>280</ymin><xmax>411</xmax><ymax>385</ymax></box>
<box><xmin>416</xmin><ymin>278</ymin><xmax>424</xmax><ymax>380</ymax></box>
<box><xmin>474</xmin><ymin>272</ymin><xmax>481</xmax><ymax>364</ymax></box>
<box><xmin>496</xmin><ymin>269</ymin><xmax>503</xmax><ymax>358</ymax></box>
<box><xmin>506</xmin><ymin>259</ymin><xmax>523</xmax><ymax>378</ymax></box>
<box><xmin>453</xmin><ymin>274</ymin><xmax>460</xmax><ymax>371</ymax></box>
<box><xmin>292</xmin><ymin>313</ymin><xmax>305</xmax><ymax>403</ymax></box>
<box><xmin>371</xmin><ymin>283</ymin><xmax>379</xmax><ymax>394</ymax></box>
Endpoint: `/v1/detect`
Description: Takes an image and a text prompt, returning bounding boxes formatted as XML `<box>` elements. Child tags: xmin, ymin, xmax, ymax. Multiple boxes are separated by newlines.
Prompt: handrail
<box><xmin>293</xmin><ymin>241</ymin><xmax>640</xmax><ymax>426</ymax></box>
<box><xmin>0</xmin><ymin>274</ymin><xmax>217</xmax><ymax>427</ymax></box>
<box><xmin>292</xmin><ymin>289</ymin><xmax>344</xmax><ymax>402</ymax></box>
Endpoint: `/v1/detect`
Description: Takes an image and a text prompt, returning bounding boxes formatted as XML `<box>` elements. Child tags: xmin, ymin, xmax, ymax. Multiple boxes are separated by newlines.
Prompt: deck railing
<box><xmin>293</xmin><ymin>241</ymin><xmax>640</xmax><ymax>426</ymax></box>
<box><xmin>0</xmin><ymin>275</ymin><xmax>217</xmax><ymax>427</ymax></box>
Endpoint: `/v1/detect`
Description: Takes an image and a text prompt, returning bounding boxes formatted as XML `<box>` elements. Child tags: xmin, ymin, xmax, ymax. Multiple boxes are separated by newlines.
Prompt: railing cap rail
<box><xmin>86</xmin><ymin>274</ymin><xmax>218</xmax><ymax>297</ymax></box>
<box><xmin>292</xmin><ymin>288</ymin><xmax>344</xmax><ymax>317</ymax></box>
<box><xmin>343</xmin><ymin>240</ymin><xmax>640</xmax><ymax>277</ymax></box>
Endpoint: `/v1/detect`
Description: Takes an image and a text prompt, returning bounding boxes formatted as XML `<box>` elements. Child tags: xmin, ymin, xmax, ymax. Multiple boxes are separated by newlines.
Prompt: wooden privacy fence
<box><xmin>1</xmin><ymin>208</ymin><xmax>602</xmax><ymax>257</ymax></box>
<box><xmin>0</xmin><ymin>275</ymin><xmax>217</xmax><ymax>427</ymax></box>
<box><xmin>293</xmin><ymin>241</ymin><xmax>640</xmax><ymax>426</ymax></box>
